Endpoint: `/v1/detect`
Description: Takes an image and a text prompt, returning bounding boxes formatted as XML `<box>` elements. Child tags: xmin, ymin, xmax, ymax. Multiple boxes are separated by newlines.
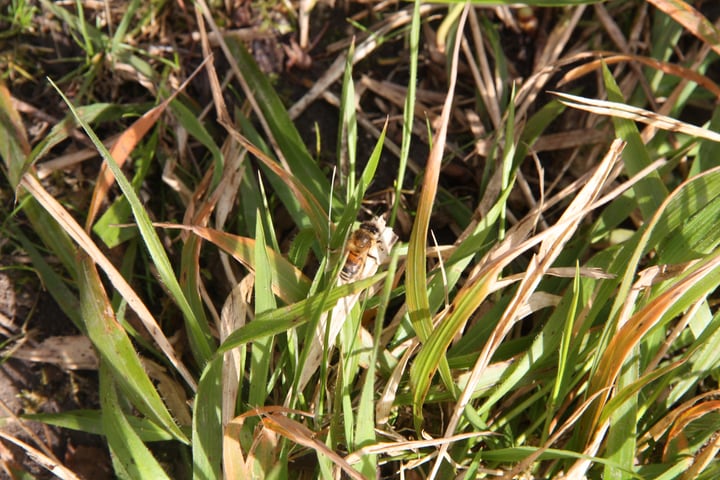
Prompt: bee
<box><xmin>340</xmin><ymin>219</ymin><xmax>382</xmax><ymax>281</ymax></box>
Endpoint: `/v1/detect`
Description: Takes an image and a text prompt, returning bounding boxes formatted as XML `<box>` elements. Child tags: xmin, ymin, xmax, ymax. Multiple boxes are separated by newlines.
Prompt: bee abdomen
<box><xmin>359</xmin><ymin>222</ymin><xmax>380</xmax><ymax>235</ymax></box>
<box><xmin>340</xmin><ymin>262</ymin><xmax>360</xmax><ymax>280</ymax></box>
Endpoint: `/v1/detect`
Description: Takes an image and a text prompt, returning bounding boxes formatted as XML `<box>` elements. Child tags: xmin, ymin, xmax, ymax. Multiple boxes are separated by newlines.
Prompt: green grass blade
<box><xmin>170</xmin><ymin>98</ymin><xmax>224</xmax><ymax>188</ymax></box>
<box><xmin>217</xmin><ymin>274</ymin><xmax>385</xmax><ymax>355</ymax></box>
<box><xmin>29</xmin><ymin>103</ymin><xmax>141</xmax><ymax>166</ymax></box>
<box><xmin>49</xmin><ymin>79</ymin><xmax>215</xmax><ymax>366</ymax></box>
<box><xmin>389</xmin><ymin>0</ymin><xmax>420</xmax><ymax>227</ymax></box>
<box><xmin>228</xmin><ymin>116</ymin><xmax>330</xmax><ymax>245</ymax></box>
<box><xmin>0</xmin><ymin>80</ymin><xmax>30</xmax><ymax>186</ymax></box>
<box><xmin>11</xmin><ymin>221</ymin><xmax>82</xmax><ymax>326</ymax></box>
<box><xmin>542</xmin><ymin>266</ymin><xmax>581</xmax><ymax>444</ymax></box>
<box><xmin>667</xmin><ymin>308</ymin><xmax>720</xmax><ymax>405</ymax></box>
<box><xmin>193</xmin><ymin>356</ymin><xmax>223</xmax><ymax>480</ymax></box>
<box><xmin>338</xmin><ymin>39</ymin><xmax>357</xmax><ymax>196</ymax></box>
<box><xmin>355</xmin><ymin>250</ymin><xmax>399</xmax><ymax>477</ymax></box>
<box><xmin>25</xmin><ymin>410</ymin><xmax>178</xmax><ymax>442</ymax></box>
<box><xmin>78</xmin><ymin>254</ymin><xmax>187</xmax><ymax>443</ymax></box>
<box><xmin>602</xmin><ymin>62</ymin><xmax>667</xmax><ymax>218</ymax></box>
<box><xmin>93</xmin><ymin>131</ymin><xmax>155</xmax><ymax>248</ymax></box>
<box><xmin>248</xmin><ymin>213</ymin><xmax>276</xmax><ymax>407</ymax></box>
<box><xmin>236</xmin><ymin>112</ymin><xmax>315</xmax><ymax>236</ymax></box>
<box><xmin>691</xmin><ymin>105</ymin><xmax>720</xmax><ymax>175</ymax></box>
<box><xmin>604</xmin><ymin>347</ymin><xmax>639</xmax><ymax>479</ymax></box>
<box><xmin>410</xmin><ymin>266</ymin><xmax>498</xmax><ymax>421</ymax></box>
<box><xmin>407</xmin><ymin>5</ymin><xmax>468</xmax><ymax>431</ymax></box>
<box><xmin>99</xmin><ymin>362</ymin><xmax>172</xmax><ymax>480</ymax></box>
<box><xmin>331</xmin><ymin>122</ymin><xmax>387</xmax><ymax>249</ymax></box>
<box><xmin>184</xmin><ymin>226</ymin><xmax>311</xmax><ymax>303</ymax></box>
<box><xmin>109</xmin><ymin>0</ymin><xmax>140</xmax><ymax>58</ymax></box>
<box><xmin>179</xmin><ymin>234</ymin><xmax>216</xmax><ymax>367</ymax></box>
<box><xmin>227</xmin><ymin>38</ymin><xmax>333</xmax><ymax>212</ymax></box>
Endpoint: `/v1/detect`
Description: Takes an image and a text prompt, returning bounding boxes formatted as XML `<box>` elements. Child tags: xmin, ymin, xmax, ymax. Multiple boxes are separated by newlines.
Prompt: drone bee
<box><xmin>340</xmin><ymin>219</ymin><xmax>382</xmax><ymax>281</ymax></box>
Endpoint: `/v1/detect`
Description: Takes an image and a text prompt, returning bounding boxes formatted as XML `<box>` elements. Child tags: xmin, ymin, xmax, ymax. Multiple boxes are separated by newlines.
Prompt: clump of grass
<box><xmin>2</xmin><ymin>1</ymin><xmax>720</xmax><ymax>479</ymax></box>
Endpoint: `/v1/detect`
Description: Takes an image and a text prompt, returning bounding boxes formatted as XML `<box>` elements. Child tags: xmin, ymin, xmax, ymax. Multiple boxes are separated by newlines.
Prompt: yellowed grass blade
<box><xmin>647</xmin><ymin>0</ymin><xmax>720</xmax><ymax>57</ymax></box>
<box><xmin>19</xmin><ymin>175</ymin><xmax>197</xmax><ymax>391</ymax></box>
<box><xmin>552</xmin><ymin>91</ymin><xmax>720</xmax><ymax>143</ymax></box>
<box><xmin>433</xmin><ymin>139</ymin><xmax>625</xmax><ymax>479</ymax></box>
<box><xmin>558</xmin><ymin>53</ymin><xmax>720</xmax><ymax>99</ymax></box>
<box><xmin>0</xmin><ymin>429</ymin><xmax>81</xmax><ymax>480</ymax></box>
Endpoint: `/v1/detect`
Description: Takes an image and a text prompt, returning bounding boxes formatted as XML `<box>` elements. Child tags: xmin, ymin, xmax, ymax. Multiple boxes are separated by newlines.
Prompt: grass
<box><xmin>1</xmin><ymin>0</ymin><xmax>720</xmax><ymax>479</ymax></box>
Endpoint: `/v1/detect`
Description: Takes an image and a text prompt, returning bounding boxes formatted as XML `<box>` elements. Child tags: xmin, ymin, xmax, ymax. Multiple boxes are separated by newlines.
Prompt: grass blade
<box><xmin>48</xmin><ymin>78</ymin><xmax>215</xmax><ymax>366</ymax></box>
<box><xmin>78</xmin><ymin>253</ymin><xmax>188</xmax><ymax>443</ymax></box>
<box><xmin>99</xmin><ymin>362</ymin><xmax>172</xmax><ymax>480</ymax></box>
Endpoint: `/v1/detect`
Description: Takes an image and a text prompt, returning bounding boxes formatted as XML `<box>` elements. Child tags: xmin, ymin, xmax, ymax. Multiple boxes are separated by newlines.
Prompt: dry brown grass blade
<box><xmin>664</xmin><ymin>400</ymin><xmax>720</xmax><ymax>459</ymax></box>
<box><xmin>223</xmin><ymin>406</ymin><xmax>308</xmax><ymax>478</ymax></box>
<box><xmin>219</xmin><ymin>275</ymin><xmax>253</xmax><ymax>427</ymax></box>
<box><xmin>84</xmin><ymin>57</ymin><xmax>212</xmax><ymax>231</ymax></box>
<box><xmin>593</xmin><ymin>3</ymin><xmax>658</xmax><ymax>109</ymax></box>
<box><xmin>222</xmin><ymin>421</ymin><xmax>251</xmax><ymax>479</ymax></box>
<box><xmin>434</xmin><ymin>139</ymin><xmax>625</xmax><ymax>478</ymax></box>
<box><xmin>515</xmin><ymin>6</ymin><xmax>587</xmax><ymax>121</ymax></box>
<box><xmin>19</xmin><ymin>175</ymin><xmax>197</xmax><ymax>391</ymax></box>
<box><xmin>552</xmin><ymin>91</ymin><xmax>720</xmax><ymax>143</ymax></box>
<box><xmin>680</xmin><ymin>431</ymin><xmax>720</xmax><ymax>480</ymax></box>
<box><xmin>194</xmin><ymin>6</ymin><xmax>231</xmax><ymax>128</ymax></box>
<box><xmin>639</xmin><ymin>389</ymin><xmax>720</xmax><ymax>452</ymax></box>
<box><xmin>558</xmin><ymin>53</ymin><xmax>720</xmax><ymax>99</ymax></box>
<box><xmin>463</xmin><ymin>8</ymin><xmax>502</xmax><ymax>131</ymax></box>
<box><xmin>376</xmin><ymin>342</ymin><xmax>415</xmax><ymax>425</ymax></box>
<box><xmin>261</xmin><ymin>413</ymin><xmax>365</xmax><ymax>480</ymax></box>
<box><xmin>223</xmin><ymin>411</ymin><xmax>256</xmax><ymax>479</ymax></box>
<box><xmin>11</xmin><ymin>335</ymin><xmax>98</xmax><ymax>370</ymax></box>
<box><xmin>222</xmin><ymin>126</ymin><xmax>331</xmax><ymax>239</ymax></box>
<box><xmin>647</xmin><ymin>0</ymin><xmax>720</xmax><ymax>57</ymax></box>
<box><xmin>532</xmin><ymin>129</ymin><xmax>611</xmax><ymax>152</ymax></box>
<box><xmin>194</xmin><ymin>0</ymin><xmax>288</xmax><ymax>166</ymax></box>
<box><xmin>0</xmin><ymin>429</ymin><xmax>81</xmax><ymax>480</ymax></box>
<box><xmin>458</xmin><ymin>149</ymin><xmax>656</xmax><ymax>292</ymax></box>
<box><xmin>584</xmin><ymin>252</ymin><xmax>720</xmax><ymax>446</ymax></box>
<box><xmin>563</xmin><ymin>421</ymin><xmax>610</xmax><ymax>480</ymax></box>
<box><xmin>0</xmin><ymin>82</ymin><xmax>30</xmax><ymax>153</ymax></box>
<box><xmin>160</xmin><ymin>223</ymin><xmax>308</xmax><ymax>304</ymax></box>
<box><xmin>360</xmin><ymin>76</ymin><xmax>442</xmax><ymax>125</ymax></box>
<box><xmin>36</xmin><ymin>136</ymin><xmax>117</xmax><ymax>180</ymax></box>
<box><xmin>344</xmin><ymin>431</ymin><xmax>494</xmax><ymax>465</ymax></box>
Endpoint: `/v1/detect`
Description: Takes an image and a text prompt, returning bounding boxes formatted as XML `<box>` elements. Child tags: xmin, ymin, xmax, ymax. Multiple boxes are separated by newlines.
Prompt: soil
<box><xmin>0</xmin><ymin>268</ymin><xmax>113</xmax><ymax>480</ymax></box>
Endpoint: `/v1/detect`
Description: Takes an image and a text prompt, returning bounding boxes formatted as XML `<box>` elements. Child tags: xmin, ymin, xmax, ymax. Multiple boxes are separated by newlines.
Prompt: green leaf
<box><xmin>248</xmin><ymin>213</ymin><xmax>276</xmax><ymax>407</ymax></box>
<box><xmin>227</xmin><ymin>38</ymin><xmax>333</xmax><ymax>213</ymax></box>
<box><xmin>49</xmin><ymin>79</ymin><xmax>215</xmax><ymax>366</ymax></box>
<box><xmin>78</xmin><ymin>254</ymin><xmax>188</xmax><ymax>443</ymax></box>
<box><xmin>25</xmin><ymin>410</ymin><xmax>179</xmax><ymax>442</ymax></box>
<box><xmin>0</xmin><ymin>81</ymin><xmax>31</xmax><ymax>185</ymax></box>
<box><xmin>217</xmin><ymin>274</ymin><xmax>384</xmax><ymax>355</ymax></box>
<box><xmin>338</xmin><ymin>39</ymin><xmax>357</xmax><ymax>196</ymax></box>
<box><xmin>100</xmin><ymin>362</ymin><xmax>172</xmax><ymax>480</ymax></box>
<box><xmin>601</xmin><ymin>62</ymin><xmax>667</xmax><ymax>218</ymax></box>
<box><xmin>193</xmin><ymin>356</ymin><xmax>223</xmax><ymax>480</ymax></box>
<box><xmin>170</xmin><ymin>98</ymin><xmax>224</xmax><ymax>188</ymax></box>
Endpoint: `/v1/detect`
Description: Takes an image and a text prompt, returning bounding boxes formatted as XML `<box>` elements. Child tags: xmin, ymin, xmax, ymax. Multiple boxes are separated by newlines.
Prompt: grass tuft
<box><xmin>1</xmin><ymin>1</ymin><xmax>720</xmax><ymax>479</ymax></box>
